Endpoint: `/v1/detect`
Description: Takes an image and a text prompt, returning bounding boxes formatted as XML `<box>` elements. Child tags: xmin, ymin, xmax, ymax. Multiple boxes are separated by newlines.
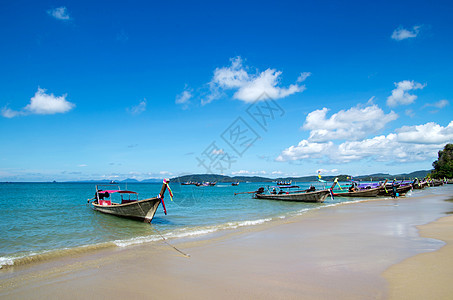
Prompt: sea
<box><xmin>0</xmin><ymin>181</ymin><xmax>403</xmax><ymax>269</ymax></box>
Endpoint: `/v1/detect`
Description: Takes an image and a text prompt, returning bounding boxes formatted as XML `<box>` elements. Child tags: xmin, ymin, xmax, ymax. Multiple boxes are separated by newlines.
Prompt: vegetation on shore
<box><xmin>431</xmin><ymin>143</ymin><xmax>453</xmax><ymax>179</ymax></box>
<box><xmin>170</xmin><ymin>170</ymin><xmax>430</xmax><ymax>184</ymax></box>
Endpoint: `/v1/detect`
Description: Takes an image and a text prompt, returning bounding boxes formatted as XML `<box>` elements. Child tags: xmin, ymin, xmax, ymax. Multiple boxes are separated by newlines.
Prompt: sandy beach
<box><xmin>1</xmin><ymin>185</ymin><xmax>453</xmax><ymax>299</ymax></box>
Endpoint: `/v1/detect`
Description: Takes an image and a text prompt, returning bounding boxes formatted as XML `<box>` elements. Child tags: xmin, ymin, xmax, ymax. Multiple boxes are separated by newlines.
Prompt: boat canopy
<box><xmin>99</xmin><ymin>190</ymin><xmax>138</xmax><ymax>194</ymax></box>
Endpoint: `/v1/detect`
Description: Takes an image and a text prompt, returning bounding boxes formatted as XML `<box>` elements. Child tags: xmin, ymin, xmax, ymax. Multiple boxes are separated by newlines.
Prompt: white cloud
<box><xmin>297</xmin><ymin>72</ymin><xmax>311</xmax><ymax>83</ymax></box>
<box><xmin>276</xmin><ymin>140</ymin><xmax>334</xmax><ymax>161</ymax></box>
<box><xmin>206</xmin><ymin>56</ymin><xmax>306</xmax><ymax>103</ymax></box>
<box><xmin>127</xmin><ymin>99</ymin><xmax>147</xmax><ymax>115</ymax></box>
<box><xmin>396</xmin><ymin>121</ymin><xmax>453</xmax><ymax>144</ymax></box>
<box><xmin>276</xmin><ymin>103</ymin><xmax>452</xmax><ymax>164</ymax></box>
<box><xmin>1</xmin><ymin>107</ymin><xmax>20</xmax><ymax>118</ymax></box>
<box><xmin>2</xmin><ymin>88</ymin><xmax>75</xmax><ymax>118</ymax></box>
<box><xmin>425</xmin><ymin>99</ymin><xmax>449</xmax><ymax>109</ymax></box>
<box><xmin>159</xmin><ymin>171</ymin><xmax>173</xmax><ymax>175</ymax></box>
<box><xmin>335</xmin><ymin>131</ymin><xmax>447</xmax><ymax>163</ymax></box>
<box><xmin>175</xmin><ymin>86</ymin><xmax>193</xmax><ymax>109</ymax></box>
<box><xmin>391</xmin><ymin>25</ymin><xmax>420</xmax><ymax>41</ymax></box>
<box><xmin>211</xmin><ymin>149</ymin><xmax>225</xmax><ymax>155</ymax></box>
<box><xmin>231</xmin><ymin>170</ymin><xmax>267</xmax><ymax>175</ymax></box>
<box><xmin>303</xmin><ymin>104</ymin><xmax>398</xmax><ymax>142</ymax></box>
<box><xmin>26</xmin><ymin>88</ymin><xmax>74</xmax><ymax>115</ymax></box>
<box><xmin>317</xmin><ymin>168</ymin><xmax>338</xmax><ymax>174</ymax></box>
<box><xmin>47</xmin><ymin>7</ymin><xmax>70</xmax><ymax>20</ymax></box>
<box><xmin>386</xmin><ymin>80</ymin><xmax>426</xmax><ymax>107</ymax></box>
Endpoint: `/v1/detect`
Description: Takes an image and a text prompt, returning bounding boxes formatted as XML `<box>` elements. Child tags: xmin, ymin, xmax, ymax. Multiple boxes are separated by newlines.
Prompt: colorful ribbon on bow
<box><xmin>157</xmin><ymin>194</ymin><xmax>167</xmax><ymax>215</ymax></box>
<box><xmin>164</xmin><ymin>179</ymin><xmax>173</xmax><ymax>201</ymax></box>
<box><xmin>334</xmin><ymin>177</ymin><xmax>343</xmax><ymax>190</ymax></box>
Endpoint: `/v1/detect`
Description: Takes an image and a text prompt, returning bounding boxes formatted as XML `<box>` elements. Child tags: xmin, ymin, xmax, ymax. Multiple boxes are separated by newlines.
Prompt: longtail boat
<box><xmin>332</xmin><ymin>186</ymin><xmax>381</xmax><ymax>197</ymax></box>
<box><xmin>255</xmin><ymin>189</ymin><xmax>330</xmax><ymax>202</ymax></box>
<box><xmin>254</xmin><ymin>182</ymin><xmax>335</xmax><ymax>203</ymax></box>
<box><xmin>377</xmin><ymin>182</ymin><xmax>412</xmax><ymax>196</ymax></box>
<box><xmin>87</xmin><ymin>179</ymin><xmax>171</xmax><ymax>223</ymax></box>
<box><xmin>332</xmin><ymin>180</ymin><xmax>386</xmax><ymax>197</ymax></box>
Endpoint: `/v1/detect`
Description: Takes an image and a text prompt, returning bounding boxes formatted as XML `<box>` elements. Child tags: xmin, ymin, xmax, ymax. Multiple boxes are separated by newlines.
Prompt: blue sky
<box><xmin>1</xmin><ymin>0</ymin><xmax>452</xmax><ymax>181</ymax></box>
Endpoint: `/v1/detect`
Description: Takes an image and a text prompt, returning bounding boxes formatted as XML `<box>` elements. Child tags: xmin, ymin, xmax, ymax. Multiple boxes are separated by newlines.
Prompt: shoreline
<box><xmin>1</xmin><ymin>185</ymin><xmax>453</xmax><ymax>299</ymax></box>
<box><xmin>383</xmin><ymin>213</ymin><xmax>453</xmax><ymax>299</ymax></box>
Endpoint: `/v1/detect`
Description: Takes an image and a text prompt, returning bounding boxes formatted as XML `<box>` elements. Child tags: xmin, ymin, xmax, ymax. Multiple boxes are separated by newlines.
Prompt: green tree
<box><xmin>431</xmin><ymin>144</ymin><xmax>453</xmax><ymax>179</ymax></box>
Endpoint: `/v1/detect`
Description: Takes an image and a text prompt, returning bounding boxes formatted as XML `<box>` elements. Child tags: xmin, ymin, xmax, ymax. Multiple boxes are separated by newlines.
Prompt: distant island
<box><xmin>3</xmin><ymin>170</ymin><xmax>431</xmax><ymax>184</ymax></box>
<box><xmin>169</xmin><ymin>170</ymin><xmax>431</xmax><ymax>183</ymax></box>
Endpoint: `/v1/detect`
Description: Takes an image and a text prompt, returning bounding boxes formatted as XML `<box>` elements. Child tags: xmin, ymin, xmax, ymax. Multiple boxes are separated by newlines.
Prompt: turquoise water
<box><xmin>0</xmin><ymin>181</ymin><xmax>398</xmax><ymax>268</ymax></box>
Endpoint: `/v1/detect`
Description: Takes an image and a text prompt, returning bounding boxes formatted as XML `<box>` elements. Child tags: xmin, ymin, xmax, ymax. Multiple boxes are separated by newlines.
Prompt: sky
<box><xmin>0</xmin><ymin>0</ymin><xmax>452</xmax><ymax>181</ymax></box>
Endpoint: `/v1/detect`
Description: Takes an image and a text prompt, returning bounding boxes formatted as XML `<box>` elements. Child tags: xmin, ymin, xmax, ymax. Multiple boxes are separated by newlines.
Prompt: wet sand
<box><xmin>1</xmin><ymin>185</ymin><xmax>452</xmax><ymax>299</ymax></box>
<box><xmin>384</xmin><ymin>214</ymin><xmax>453</xmax><ymax>299</ymax></box>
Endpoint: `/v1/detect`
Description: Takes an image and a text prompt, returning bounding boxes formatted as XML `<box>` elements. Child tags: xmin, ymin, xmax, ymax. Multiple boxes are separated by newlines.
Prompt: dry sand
<box><xmin>1</xmin><ymin>185</ymin><xmax>453</xmax><ymax>299</ymax></box>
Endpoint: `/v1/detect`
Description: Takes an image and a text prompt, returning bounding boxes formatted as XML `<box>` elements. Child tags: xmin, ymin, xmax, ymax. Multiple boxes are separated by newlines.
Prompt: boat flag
<box><xmin>163</xmin><ymin>179</ymin><xmax>174</xmax><ymax>201</ymax></box>
<box><xmin>334</xmin><ymin>177</ymin><xmax>343</xmax><ymax>190</ymax></box>
<box><xmin>317</xmin><ymin>170</ymin><xmax>326</xmax><ymax>183</ymax></box>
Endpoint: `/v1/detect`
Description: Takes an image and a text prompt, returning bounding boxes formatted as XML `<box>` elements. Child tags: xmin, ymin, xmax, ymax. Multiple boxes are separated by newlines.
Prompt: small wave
<box><xmin>0</xmin><ymin>242</ymin><xmax>116</xmax><ymax>269</ymax></box>
<box><xmin>114</xmin><ymin>217</ymin><xmax>275</xmax><ymax>247</ymax></box>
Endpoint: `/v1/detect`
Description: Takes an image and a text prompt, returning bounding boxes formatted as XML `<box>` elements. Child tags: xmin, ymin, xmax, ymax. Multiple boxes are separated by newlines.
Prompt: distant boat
<box><xmin>87</xmin><ymin>179</ymin><xmax>171</xmax><ymax>222</ymax></box>
<box><xmin>231</xmin><ymin>182</ymin><xmax>239</xmax><ymax>186</ymax></box>
<box><xmin>277</xmin><ymin>180</ymin><xmax>292</xmax><ymax>185</ymax></box>
<box><xmin>110</xmin><ymin>180</ymin><xmax>118</xmax><ymax>184</ymax></box>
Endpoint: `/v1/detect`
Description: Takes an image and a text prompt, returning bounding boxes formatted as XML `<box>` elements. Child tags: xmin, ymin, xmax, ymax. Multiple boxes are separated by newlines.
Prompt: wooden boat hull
<box><xmin>413</xmin><ymin>181</ymin><xmax>428</xmax><ymax>189</ymax></box>
<box><xmin>378</xmin><ymin>185</ymin><xmax>412</xmax><ymax>196</ymax></box>
<box><xmin>332</xmin><ymin>187</ymin><xmax>380</xmax><ymax>197</ymax></box>
<box><xmin>92</xmin><ymin>197</ymin><xmax>161</xmax><ymax>222</ymax></box>
<box><xmin>255</xmin><ymin>190</ymin><xmax>329</xmax><ymax>203</ymax></box>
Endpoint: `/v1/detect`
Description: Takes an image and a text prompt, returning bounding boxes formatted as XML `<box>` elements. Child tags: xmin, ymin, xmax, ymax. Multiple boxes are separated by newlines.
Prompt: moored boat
<box><xmin>255</xmin><ymin>189</ymin><xmax>330</xmax><ymax>202</ymax></box>
<box><xmin>377</xmin><ymin>182</ymin><xmax>412</xmax><ymax>196</ymax></box>
<box><xmin>332</xmin><ymin>186</ymin><xmax>381</xmax><ymax>197</ymax></box>
<box><xmin>254</xmin><ymin>184</ymin><xmax>331</xmax><ymax>203</ymax></box>
<box><xmin>88</xmin><ymin>179</ymin><xmax>171</xmax><ymax>223</ymax></box>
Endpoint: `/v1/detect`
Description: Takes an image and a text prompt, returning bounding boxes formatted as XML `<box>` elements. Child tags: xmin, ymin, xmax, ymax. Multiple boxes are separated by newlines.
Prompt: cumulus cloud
<box><xmin>277</xmin><ymin>121</ymin><xmax>453</xmax><ymax>163</ymax></box>
<box><xmin>276</xmin><ymin>140</ymin><xmax>334</xmax><ymax>161</ymax></box>
<box><xmin>205</xmin><ymin>57</ymin><xmax>307</xmax><ymax>104</ymax></box>
<box><xmin>335</xmin><ymin>129</ymin><xmax>449</xmax><ymax>163</ymax></box>
<box><xmin>2</xmin><ymin>88</ymin><xmax>75</xmax><ymax>118</ymax></box>
<box><xmin>391</xmin><ymin>25</ymin><xmax>420</xmax><ymax>41</ymax></box>
<box><xmin>396</xmin><ymin>121</ymin><xmax>453</xmax><ymax>144</ymax></box>
<box><xmin>47</xmin><ymin>7</ymin><xmax>70</xmax><ymax>20</ymax></box>
<box><xmin>127</xmin><ymin>99</ymin><xmax>147</xmax><ymax>115</ymax></box>
<box><xmin>276</xmin><ymin>100</ymin><xmax>452</xmax><ymax>164</ymax></box>
<box><xmin>386</xmin><ymin>80</ymin><xmax>426</xmax><ymax>107</ymax></box>
<box><xmin>303</xmin><ymin>104</ymin><xmax>398</xmax><ymax>142</ymax></box>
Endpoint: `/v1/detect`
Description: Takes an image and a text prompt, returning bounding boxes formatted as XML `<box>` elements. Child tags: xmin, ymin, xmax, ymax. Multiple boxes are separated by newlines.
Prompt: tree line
<box><xmin>431</xmin><ymin>143</ymin><xmax>453</xmax><ymax>179</ymax></box>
